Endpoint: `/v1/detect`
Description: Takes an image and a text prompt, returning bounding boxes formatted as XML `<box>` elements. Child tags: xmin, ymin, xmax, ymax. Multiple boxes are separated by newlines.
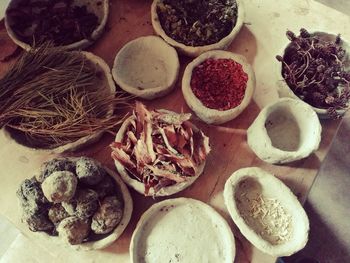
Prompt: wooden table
<box><xmin>0</xmin><ymin>0</ymin><xmax>349</xmax><ymax>262</ymax></box>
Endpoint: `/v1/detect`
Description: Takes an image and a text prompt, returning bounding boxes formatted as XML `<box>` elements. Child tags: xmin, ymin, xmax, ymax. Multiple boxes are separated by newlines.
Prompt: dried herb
<box><xmin>191</xmin><ymin>58</ymin><xmax>248</xmax><ymax>111</ymax></box>
<box><xmin>276</xmin><ymin>28</ymin><xmax>350</xmax><ymax>118</ymax></box>
<box><xmin>0</xmin><ymin>43</ymin><xmax>130</xmax><ymax>149</ymax></box>
<box><xmin>157</xmin><ymin>0</ymin><xmax>238</xmax><ymax>46</ymax></box>
<box><xmin>6</xmin><ymin>0</ymin><xmax>99</xmax><ymax>46</ymax></box>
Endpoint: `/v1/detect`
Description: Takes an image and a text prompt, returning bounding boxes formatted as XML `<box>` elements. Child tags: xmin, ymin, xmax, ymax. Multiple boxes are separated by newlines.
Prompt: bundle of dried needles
<box><xmin>0</xmin><ymin>44</ymin><xmax>130</xmax><ymax>149</ymax></box>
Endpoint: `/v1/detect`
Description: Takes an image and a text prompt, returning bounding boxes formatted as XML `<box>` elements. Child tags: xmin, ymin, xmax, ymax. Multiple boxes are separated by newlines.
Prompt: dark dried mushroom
<box><xmin>17</xmin><ymin>177</ymin><xmax>54</xmax><ymax>232</ymax></box>
<box><xmin>57</xmin><ymin>216</ymin><xmax>90</xmax><ymax>245</ymax></box>
<box><xmin>41</xmin><ymin>171</ymin><xmax>78</xmax><ymax>203</ymax></box>
<box><xmin>24</xmin><ymin>206</ymin><xmax>54</xmax><ymax>233</ymax></box>
<box><xmin>48</xmin><ymin>204</ymin><xmax>70</xmax><ymax>225</ymax></box>
<box><xmin>62</xmin><ymin>188</ymin><xmax>99</xmax><ymax>218</ymax></box>
<box><xmin>76</xmin><ymin>157</ymin><xmax>105</xmax><ymax>185</ymax></box>
<box><xmin>91</xmin><ymin>196</ymin><xmax>124</xmax><ymax>234</ymax></box>
<box><xmin>37</xmin><ymin>158</ymin><xmax>75</xmax><ymax>183</ymax></box>
<box><xmin>92</xmin><ymin>175</ymin><xmax>117</xmax><ymax>199</ymax></box>
<box><xmin>17</xmin><ymin>177</ymin><xmax>48</xmax><ymax>207</ymax></box>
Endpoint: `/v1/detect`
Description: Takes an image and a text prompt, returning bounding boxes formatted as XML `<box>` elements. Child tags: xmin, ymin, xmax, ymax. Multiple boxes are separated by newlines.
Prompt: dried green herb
<box><xmin>276</xmin><ymin>28</ymin><xmax>350</xmax><ymax>118</ymax></box>
<box><xmin>157</xmin><ymin>0</ymin><xmax>238</xmax><ymax>46</ymax></box>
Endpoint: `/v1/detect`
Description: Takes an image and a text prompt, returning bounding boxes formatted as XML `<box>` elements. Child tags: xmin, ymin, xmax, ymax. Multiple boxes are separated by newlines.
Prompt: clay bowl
<box><xmin>130</xmin><ymin>198</ymin><xmax>236</xmax><ymax>262</ymax></box>
<box><xmin>5</xmin><ymin>0</ymin><xmax>109</xmax><ymax>51</ymax></box>
<box><xmin>151</xmin><ymin>0</ymin><xmax>245</xmax><ymax>57</ymax></box>
<box><xmin>224</xmin><ymin>167</ymin><xmax>309</xmax><ymax>257</ymax></box>
<box><xmin>112</xmin><ymin>36</ymin><xmax>180</xmax><ymax>100</ymax></box>
<box><xmin>113</xmin><ymin>112</ymin><xmax>206</xmax><ymax>197</ymax></box>
<box><xmin>182</xmin><ymin>50</ymin><xmax>255</xmax><ymax>125</ymax></box>
<box><xmin>277</xmin><ymin>31</ymin><xmax>350</xmax><ymax>119</ymax></box>
<box><xmin>19</xmin><ymin>157</ymin><xmax>133</xmax><ymax>250</ymax></box>
<box><xmin>247</xmin><ymin>98</ymin><xmax>322</xmax><ymax>164</ymax></box>
<box><xmin>3</xmin><ymin>52</ymin><xmax>116</xmax><ymax>154</ymax></box>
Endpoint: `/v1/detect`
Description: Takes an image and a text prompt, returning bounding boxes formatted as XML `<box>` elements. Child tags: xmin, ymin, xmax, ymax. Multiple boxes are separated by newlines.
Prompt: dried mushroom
<box><xmin>17</xmin><ymin>177</ymin><xmax>53</xmax><ymax>232</ymax></box>
<box><xmin>62</xmin><ymin>188</ymin><xmax>99</xmax><ymax>218</ymax></box>
<box><xmin>57</xmin><ymin>216</ymin><xmax>90</xmax><ymax>245</ymax></box>
<box><xmin>76</xmin><ymin>157</ymin><xmax>105</xmax><ymax>185</ymax></box>
<box><xmin>41</xmin><ymin>171</ymin><xmax>78</xmax><ymax>203</ymax></box>
<box><xmin>92</xmin><ymin>175</ymin><xmax>117</xmax><ymax>199</ymax></box>
<box><xmin>37</xmin><ymin>158</ymin><xmax>75</xmax><ymax>183</ymax></box>
<box><xmin>157</xmin><ymin>0</ymin><xmax>238</xmax><ymax>46</ymax></box>
<box><xmin>48</xmin><ymin>204</ymin><xmax>70</xmax><ymax>225</ymax></box>
<box><xmin>91</xmin><ymin>196</ymin><xmax>124</xmax><ymax>234</ymax></box>
<box><xmin>17</xmin><ymin>158</ymin><xmax>127</xmax><ymax>246</ymax></box>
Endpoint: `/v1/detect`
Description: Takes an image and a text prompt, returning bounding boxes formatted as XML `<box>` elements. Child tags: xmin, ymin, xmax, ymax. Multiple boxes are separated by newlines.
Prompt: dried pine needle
<box><xmin>0</xmin><ymin>43</ymin><xmax>131</xmax><ymax>149</ymax></box>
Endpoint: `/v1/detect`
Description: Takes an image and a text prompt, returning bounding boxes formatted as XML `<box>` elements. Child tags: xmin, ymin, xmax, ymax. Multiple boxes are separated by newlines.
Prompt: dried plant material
<box><xmin>157</xmin><ymin>0</ymin><xmax>238</xmax><ymax>46</ymax></box>
<box><xmin>6</xmin><ymin>0</ymin><xmax>99</xmax><ymax>46</ymax></box>
<box><xmin>0</xmin><ymin>43</ymin><xmax>129</xmax><ymax>149</ymax></box>
<box><xmin>276</xmin><ymin>28</ymin><xmax>350</xmax><ymax>118</ymax></box>
<box><xmin>111</xmin><ymin>102</ymin><xmax>211</xmax><ymax>196</ymax></box>
<box><xmin>237</xmin><ymin>193</ymin><xmax>292</xmax><ymax>245</ymax></box>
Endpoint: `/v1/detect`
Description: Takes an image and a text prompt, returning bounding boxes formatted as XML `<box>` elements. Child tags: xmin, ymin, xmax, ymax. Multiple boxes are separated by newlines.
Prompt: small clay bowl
<box><xmin>130</xmin><ymin>198</ymin><xmax>236</xmax><ymax>263</ymax></box>
<box><xmin>151</xmin><ymin>0</ymin><xmax>245</xmax><ymax>57</ymax></box>
<box><xmin>112</xmin><ymin>36</ymin><xmax>180</xmax><ymax>100</ymax></box>
<box><xmin>277</xmin><ymin>31</ymin><xmax>350</xmax><ymax>119</ymax></box>
<box><xmin>5</xmin><ymin>0</ymin><xmax>109</xmax><ymax>51</ymax></box>
<box><xmin>224</xmin><ymin>167</ymin><xmax>309</xmax><ymax>257</ymax></box>
<box><xmin>113</xmin><ymin>110</ymin><xmax>207</xmax><ymax>197</ymax></box>
<box><xmin>20</xmin><ymin>157</ymin><xmax>133</xmax><ymax>250</ymax></box>
<box><xmin>182</xmin><ymin>50</ymin><xmax>255</xmax><ymax>125</ymax></box>
<box><xmin>3</xmin><ymin>52</ymin><xmax>116</xmax><ymax>154</ymax></box>
<box><xmin>247</xmin><ymin>98</ymin><xmax>322</xmax><ymax>164</ymax></box>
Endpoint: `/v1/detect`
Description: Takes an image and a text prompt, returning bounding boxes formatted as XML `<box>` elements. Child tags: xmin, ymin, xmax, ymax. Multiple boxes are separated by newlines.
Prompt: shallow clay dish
<box><xmin>113</xmin><ymin>112</ymin><xmax>206</xmax><ymax>197</ymax></box>
<box><xmin>277</xmin><ymin>31</ymin><xmax>350</xmax><ymax>119</ymax></box>
<box><xmin>151</xmin><ymin>0</ymin><xmax>245</xmax><ymax>57</ymax></box>
<box><xmin>247</xmin><ymin>98</ymin><xmax>321</xmax><ymax>164</ymax></box>
<box><xmin>21</xmin><ymin>157</ymin><xmax>133</xmax><ymax>250</ymax></box>
<box><xmin>3</xmin><ymin>52</ymin><xmax>116</xmax><ymax>154</ymax></box>
<box><xmin>5</xmin><ymin>0</ymin><xmax>109</xmax><ymax>51</ymax></box>
<box><xmin>182</xmin><ymin>50</ymin><xmax>255</xmax><ymax>124</ymax></box>
<box><xmin>224</xmin><ymin>167</ymin><xmax>309</xmax><ymax>257</ymax></box>
<box><xmin>112</xmin><ymin>36</ymin><xmax>180</xmax><ymax>100</ymax></box>
<box><xmin>130</xmin><ymin>198</ymin><xmax>235</xmax><ymax>263</ymax></box>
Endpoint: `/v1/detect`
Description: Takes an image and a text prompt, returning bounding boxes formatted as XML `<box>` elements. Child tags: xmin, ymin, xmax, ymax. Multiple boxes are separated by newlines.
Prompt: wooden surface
<box><xmin>0</xmin><ymin>0</ymin><xmax>349</xmax><ymax>262</ymax></box>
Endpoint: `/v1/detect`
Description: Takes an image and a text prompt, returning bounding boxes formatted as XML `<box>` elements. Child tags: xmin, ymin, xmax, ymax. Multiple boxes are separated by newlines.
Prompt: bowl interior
<box><xmin>264</xmin><ymin>102</ymin><xmax>316</xmax><ymax>152</ymax></box>
<box><xmin>115</xmin><ymin>37</ymin><xmax>178</xmax><ymax>91</ymax></box>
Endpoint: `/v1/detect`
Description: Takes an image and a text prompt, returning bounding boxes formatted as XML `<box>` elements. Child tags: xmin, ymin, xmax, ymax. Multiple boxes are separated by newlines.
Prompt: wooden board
<box><xmin>0</xmin><ymin>0</ymin><xmax>349</xmax><ymax>262</ymax></box>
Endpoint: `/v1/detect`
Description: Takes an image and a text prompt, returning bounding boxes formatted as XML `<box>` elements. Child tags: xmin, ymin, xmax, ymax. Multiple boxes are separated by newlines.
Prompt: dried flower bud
<box><xmin>300</xmin><ymin>28</ymin><xmax>310</xmax><ymax>38</ymax></box>
<box><xmin>276</xmin><ymin>55</ymin><xmax>284</xmax><ymax>62</ymax></box>
<box><xmin>335</xmin><ymin>34</ymin><xmax>341</xmax><ymax>45</ymax></box>
<box><xmin>286</xmin><ymin>30</ymin><xmax>297</xmax><ymax>41</ymax></box>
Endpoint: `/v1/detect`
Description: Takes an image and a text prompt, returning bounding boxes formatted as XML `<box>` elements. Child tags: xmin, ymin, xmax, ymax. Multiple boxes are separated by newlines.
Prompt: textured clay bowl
<box><xmin>114</xmin><ymin>112</ymin><xmax>206</xmax><ymax>197</ymax></box>
<box><xmin>277</xmin><ymin>31</ymin><xmax>350</xmax><ymax>119</ymax></box>
<box><xmin>247</xmin><ymin>98</ymin><xmax>322</xmax><ymax>164</ymax></box>
<box><xmin>5</xmin><ymin>0</ymin><xmax>109</xmax><ymax>51</ymax></box>
<box><xmin>3</xmin><ymin>52</ymin><xmax>116</xmax><ymax>154</ymax></box>
<box><xmin>130</xmin><ymin>198</ymin><xmax>236</xmax><ymax>263</ymax></box>
<box><xmin>182</xmin><ymin>50</ymin><xmax>255</xmax><ymax>125</ymax></box>
<box><xmin>224</xmin><ymin>167</ymin><xmax>309</xmax><ymax>257</ymax></box>
<box><xmin>23</xmin><ymin>157</ymin><xmax>133</xmax><ymax>250</ymax></box>
<box><xmin>151</xmin><ymin>0</ymin><xmax>245</xmax><ymax>57</ymax></box>
<box><xmin>112</xmin><ymin>36</ymin><xmax>180</xmax><ymax>100</ymax></box>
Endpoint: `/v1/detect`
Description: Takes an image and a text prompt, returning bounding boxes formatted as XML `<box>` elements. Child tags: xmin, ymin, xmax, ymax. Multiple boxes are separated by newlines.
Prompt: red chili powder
<box><xmin>190</xmin><ymin>58</ymin><xmax>248</xmax><ymax>111</ymax></box>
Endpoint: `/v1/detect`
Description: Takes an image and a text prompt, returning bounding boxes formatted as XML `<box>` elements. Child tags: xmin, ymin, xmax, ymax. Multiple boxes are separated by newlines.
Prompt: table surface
<box><xmin>0</xmin><ymin>0</ymin><xmax>349</xmax><ymax>262</ymax></box>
